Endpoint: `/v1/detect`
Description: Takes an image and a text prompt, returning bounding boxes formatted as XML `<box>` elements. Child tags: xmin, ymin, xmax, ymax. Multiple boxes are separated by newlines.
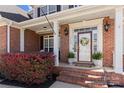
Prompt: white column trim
<box><xmin>20</xmin><ymin>28</ymin><xmax>25</xmax><ymax>52</ymax></box>
<box><xmin>114</xmin><ymin>7</ymin><xmax>123</xmax><ymax>73</ymax></box>
<box><xmin>53</xmin><ymin>21</ymin><xmax>59</xmax><ymax>66</ymax></box>
<box><xmin>7</xmin><ymin>25</ymin><xmax>10</xmax><ymax>53</ymax></box>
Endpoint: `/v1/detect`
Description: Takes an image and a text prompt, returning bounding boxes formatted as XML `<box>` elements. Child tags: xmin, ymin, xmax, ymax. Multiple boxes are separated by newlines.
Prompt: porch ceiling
<box><xmin>27</xmin><ymin>22</ymin><xmax>53</xmax><ymax>33</ymax></box>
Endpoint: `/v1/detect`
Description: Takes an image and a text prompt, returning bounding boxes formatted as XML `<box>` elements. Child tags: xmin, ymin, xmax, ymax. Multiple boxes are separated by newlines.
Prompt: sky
<box><xmin>18</xmin><ymin>5</ymin><xmax>32</xmax><ymax>12</ymax></box>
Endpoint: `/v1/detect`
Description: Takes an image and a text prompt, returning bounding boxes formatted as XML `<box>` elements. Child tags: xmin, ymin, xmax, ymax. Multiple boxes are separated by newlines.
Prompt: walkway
<box><xmin>50</xmin><ymin>81</ymin><xmax>83</xmax><ymax>88</ymax></box>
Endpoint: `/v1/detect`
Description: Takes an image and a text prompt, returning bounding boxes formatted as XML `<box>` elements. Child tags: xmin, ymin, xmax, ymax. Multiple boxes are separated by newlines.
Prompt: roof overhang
<box><xmin>0</xmin><ymin>5</ymin><xmax>124</xmax><ymax>31</ymax></box>
<box><xmin>18</xmin><ymin>5</ymin><xmax>119</xmax><ymax>28</ymax></box>
<box><xmin>0</xmin><ymin>15</ymin><xmax>21</xmax><ymax>28</ymax></box>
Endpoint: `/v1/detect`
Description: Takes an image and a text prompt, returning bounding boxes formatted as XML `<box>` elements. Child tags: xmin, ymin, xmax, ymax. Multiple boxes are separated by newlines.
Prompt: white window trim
<box><xmin>40</xmin><ymin>6</ymin><xmax>47</xmax><ymax>16</ymax></box>
<box><xmin>47</xmin><ymin>5</ymin><xmax>49</xmax><ymax>15</ymax></box>
<box><xmin>7</xmin><ymin>25</ymin><xmax>10</xmax><ymax>53</ymax></box>
<box><xmin>48</xmin><ymin>5</ymin><xmax>57</xmax><ymax>14</ymax></box>
<box><xmin>43</xmin><ymin>35</ymin><xmax>53</xmax><ymax>52</ymax></box>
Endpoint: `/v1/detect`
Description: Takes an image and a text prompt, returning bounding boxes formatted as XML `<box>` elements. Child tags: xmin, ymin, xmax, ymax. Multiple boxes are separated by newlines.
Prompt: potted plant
<box><xmin>92</xmin><ymin>52</ymin><xmax>103</xmax><ymax>67</ymax></box>
<box><xmin>68</xmin><ymin>52</ymin><xmax>75</xmax><ymax>65</ymax></box>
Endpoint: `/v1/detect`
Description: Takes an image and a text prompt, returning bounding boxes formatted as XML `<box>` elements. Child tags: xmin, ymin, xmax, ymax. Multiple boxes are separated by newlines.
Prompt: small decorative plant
<box><xmin>68</xmin><ymin>52</ymin><xmax>75</xmax><ymax>65</ymax></box>
<box><xmin>68</xmin><ymin>52</ymin><xmax>75</xmax><ymax>58</ymax></box>
<box><xmin>92</xmin><ymin>52</ymin><xmax>103</xmax><ymax>67</ymax></box>
<box><xmin>92</xmin><ymin>52</ymin><xmax>103</xmax><ymax>60</ymax></box>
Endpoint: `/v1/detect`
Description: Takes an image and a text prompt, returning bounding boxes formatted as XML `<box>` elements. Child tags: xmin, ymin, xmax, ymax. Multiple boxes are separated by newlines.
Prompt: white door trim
<box><xmin>69</xmin><ymin>18</ymin><xmax>103</xmax><ymax>62</ymax></box>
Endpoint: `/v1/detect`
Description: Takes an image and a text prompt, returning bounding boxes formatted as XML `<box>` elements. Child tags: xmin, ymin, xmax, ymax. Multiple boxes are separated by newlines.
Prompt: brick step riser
<box><xmin>75</xmin><ymin>64</ymin><xmax>94</xmax><ymax>67</ymax></box>
<box><xmin>58</xmin><ymin>74</ymin><xmax>105</xmax><ymax>83</ymax></box>
<box><xmin>60</xmin><ymin>70</ymin><xmax>105</xmax><ymax>77</ymax></box>
<box><xmin>80</xmin><ymin>82</ymin><xmax>108</xmax><ymax>88</ymax></box>
<box><xmin>57</xmin><ymin>76</ymin><xmax>85</xmax><ymax>86</ymax></box>
<box><xmin>61</xmin><ymin>68</ymin><xmax>104</xmax><ymax>75</ymax></box>
<box><xmin>55</xmin><ymin>67</ymin><xmax>105</xmax><ymax>76</ymax></box>
<box><xmin>59</xmin><ymin>69</ymin><xmax>105</xmax><ymax>76</ymax></box>
<box><xmin>57</xmin><ymin>76</ymin><xmax>85</xmax><ymax>82</ymax></box>
<box><xmin>60</xmin><ymin>75</ymin><xmax>104</xmax><ymax>82</ymax></box>
<box><xmin>60</xmin><ymin>72</ymin><xmax>88</xmax><ymax>78</ymax></box>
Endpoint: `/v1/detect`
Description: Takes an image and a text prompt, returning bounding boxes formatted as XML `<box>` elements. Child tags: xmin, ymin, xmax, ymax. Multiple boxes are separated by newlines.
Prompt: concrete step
<box><xmin>50</xmin><ymin>81</ymin><xmax>83</xmax><ymax>88</ymax></box>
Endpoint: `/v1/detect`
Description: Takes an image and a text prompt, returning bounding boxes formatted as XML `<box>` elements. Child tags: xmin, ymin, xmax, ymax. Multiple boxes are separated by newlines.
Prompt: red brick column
<box><xmin>103</xmin><ymin>19</ymin><xmax>114</xmax><ymax>67</ymax></box>
<box><xmin>60</xmin><ymin>24</ymin><xmax>69</xmax><ymax>63</ymax></box>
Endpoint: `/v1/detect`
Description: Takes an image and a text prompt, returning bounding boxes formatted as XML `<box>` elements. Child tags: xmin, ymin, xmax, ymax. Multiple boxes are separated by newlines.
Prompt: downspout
<box><xmin>7</xmin><ymin>22</ymin><xmax>12</xmax><ymax>53</ymax></box>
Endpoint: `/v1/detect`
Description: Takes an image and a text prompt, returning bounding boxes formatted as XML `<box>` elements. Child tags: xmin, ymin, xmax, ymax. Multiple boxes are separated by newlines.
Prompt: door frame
<box><xmin>77</xmin><ymin>31</ymin><xmax>92</xmax><ymax>62</ymax></box>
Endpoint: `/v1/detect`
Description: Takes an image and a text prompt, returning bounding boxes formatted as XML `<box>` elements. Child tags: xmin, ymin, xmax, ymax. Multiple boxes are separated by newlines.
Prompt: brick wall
<box><xmin>10</xmin><ymin>27</ymin><xmax>20</xmax><ymax>52</ymax></box>
<box><xmin>60</xmin><ymin>24</ymin><xmax>69</xmax><ymax>63</ymax></box>
<box><xmin>103</xmin><ymin>19</ymin><xmax>114</xmax><ymax>67</ymax></box>
<box><xmin>106</xmin><ymin>72</ymin><xmax>124</xmax><ymax>85</ymax></box>
<box><xmin>24</xmin><ymin>29</ymin><xmax>40</xmax><ymax>52</ymax></box>
<box><xmin>0</xmin><ymin>26</ymin><xmax>7</xmax><ymax>53</ymax></box>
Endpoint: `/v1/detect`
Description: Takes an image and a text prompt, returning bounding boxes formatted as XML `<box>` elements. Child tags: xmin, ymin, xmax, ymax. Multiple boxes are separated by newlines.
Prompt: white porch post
<box><xmin>53</xmin><ymin>21</ymin><xmax>59</xmax><ymax>66</ymax></box>
<box><xmin>7</xmin><ymin>24</ymin><xmax>10</xmax><ymax>53</ymax></box>
<box><xmin>20</xmin><ymin>28</ymin><xmax>25</xmax><ymax>52</ymax></box>
<box><xmin>114</xmin><ymin>7</ymin><xmax>123</xmax><ymax>73</ymax></box>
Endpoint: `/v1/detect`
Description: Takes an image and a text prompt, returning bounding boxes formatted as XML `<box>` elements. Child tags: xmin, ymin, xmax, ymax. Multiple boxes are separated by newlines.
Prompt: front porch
<box><xmin>17</xmin><ymin>5</ymin><xmax>124</xmax><ymax>74</ymax></box>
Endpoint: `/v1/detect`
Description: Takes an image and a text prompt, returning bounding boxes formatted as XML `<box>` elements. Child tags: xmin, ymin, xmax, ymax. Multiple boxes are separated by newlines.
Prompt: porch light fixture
<box><xmin>64</xmin><ymin>27</ymin><xmax>69</xmax><ymax>35</ymax></box>
<box><xmin>103</xmin><ymin>16</ymin><xmax>111</xmax><ymax>32</ymax></box>
<box><xmin>43</xmin><ymin>26</ymin><xmax>47</xmax><ymax>29</ymax></box>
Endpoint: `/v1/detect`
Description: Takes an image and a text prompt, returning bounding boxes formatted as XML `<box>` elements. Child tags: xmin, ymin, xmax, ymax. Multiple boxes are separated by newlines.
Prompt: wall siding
<box><xmin>10</xmin><ymin>27</ymin><xmax>20</xmax><ymax>52</ymax></box>
<box><xmin>0</xmin><ymin>26</ymin><xmax>7</xmax><ymax>53</ymax></box>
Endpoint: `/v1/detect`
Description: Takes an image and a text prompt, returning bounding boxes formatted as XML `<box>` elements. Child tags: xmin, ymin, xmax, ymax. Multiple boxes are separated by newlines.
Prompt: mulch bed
<box><xmin>0</xmin><ymin>74</ymin><xmax>58</xmax><ymax>88</ymax></box>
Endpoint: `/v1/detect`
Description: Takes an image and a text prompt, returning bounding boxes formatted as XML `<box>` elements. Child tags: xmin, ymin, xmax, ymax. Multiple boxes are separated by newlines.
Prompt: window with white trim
<box><xmin>43</xmin><ymin>35</ymin><xmax>54</xmax><ymax>52</ymax></box>
<box><xmin>93</xmin><ymin>33</ymin><xmax>97</xmax><ymax>52</ymax></box>
<box><xmin>49</xmin><ymin>5</ymin><xmax>57</xmax><ymax>14</ymax></box>
<box><xmin>40</xmin><ymin>6</ymin><xmax>47</xmax><ymax>16</ymax></box>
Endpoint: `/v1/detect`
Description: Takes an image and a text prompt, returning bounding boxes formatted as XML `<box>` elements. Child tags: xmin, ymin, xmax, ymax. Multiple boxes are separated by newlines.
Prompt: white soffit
<box><xmin>18</xmin><ymin>5</ymin><xmax>117</xmax><ymax>28</ymax></box>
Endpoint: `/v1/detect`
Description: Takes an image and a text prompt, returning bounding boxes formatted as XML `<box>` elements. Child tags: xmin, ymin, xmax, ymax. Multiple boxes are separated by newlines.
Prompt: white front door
<box><xmin>78</xmin><ymin>32</ymin><xmax>92</xmax><ymax>62</ymax></box>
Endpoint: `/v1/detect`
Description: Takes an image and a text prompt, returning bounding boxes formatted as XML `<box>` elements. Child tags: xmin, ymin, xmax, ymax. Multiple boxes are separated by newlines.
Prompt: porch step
<box><xmin>57</xmin><ymin>76</ymin><xmax>107</xmax><ymax>88</ymax></box>
<box><xmin>59</xmin><ymin>71</ymin><xmax>105</xmax><ymax>82</ymax></box>
<box><xmin>56</xmin><ymin>67</ymin><xmax>108</xmax><ymax>88</ymax></box>
<box><xmin>82</xmin><ymin>81</ymin><xmax>108</xmax><ymax>88</ymax></box>
<box><xmin>58</xmin><ymin>67</ymin><xmax>105</xmax><ymax>76</ymax></box>
<box><xmin>75</xmin><ymin>62</ymin><xmax>95</xmax><ymax>67</ymax></box>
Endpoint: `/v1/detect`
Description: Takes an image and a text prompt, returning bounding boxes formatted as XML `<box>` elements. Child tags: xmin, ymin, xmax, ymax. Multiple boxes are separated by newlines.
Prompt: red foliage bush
<box><xmin>0</xmin><ymin>53</ymin><xmax>54</xmax><ymax>85</ymax></box>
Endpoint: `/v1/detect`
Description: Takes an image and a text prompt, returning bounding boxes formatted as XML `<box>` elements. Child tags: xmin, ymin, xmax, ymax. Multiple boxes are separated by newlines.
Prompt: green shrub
<box><xmin>92</xmin><ymin>52</ymin><xmax>103</xmax><ymax>60</ymax></box>
<box><xmin>68</xmin><ymin>52</ymin><xmax>75</xmax><ymax>58</ymax></box>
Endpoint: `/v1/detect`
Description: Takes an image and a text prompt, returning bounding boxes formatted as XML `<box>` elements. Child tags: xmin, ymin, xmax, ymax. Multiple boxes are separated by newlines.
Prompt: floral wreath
<box><xmin>80</xmin><ymin>37</ymin><xmax>89</xmax><ymax>46</ymax></box>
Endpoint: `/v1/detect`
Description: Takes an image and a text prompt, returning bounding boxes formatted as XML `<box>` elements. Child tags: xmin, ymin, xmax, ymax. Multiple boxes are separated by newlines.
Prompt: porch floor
<box><xmin>50</xmin><ymin>81</ymin><xmax>83</xmax><ymax>88</ymax></box>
